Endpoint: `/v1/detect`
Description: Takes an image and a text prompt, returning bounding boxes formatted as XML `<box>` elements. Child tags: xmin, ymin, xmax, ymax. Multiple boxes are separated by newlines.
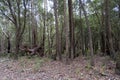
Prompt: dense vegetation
<box><xmin>0</xmin><ymin>0</ymin><xmax>120</xmax><ymax>75</ymax></box>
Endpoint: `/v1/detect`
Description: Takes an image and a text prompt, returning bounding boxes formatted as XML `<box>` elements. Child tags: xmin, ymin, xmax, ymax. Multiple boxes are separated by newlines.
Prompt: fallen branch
<box><xmin>19</xmin><ymin>45</ymin><xmax>44</xmax><ymax>56</ymax></box>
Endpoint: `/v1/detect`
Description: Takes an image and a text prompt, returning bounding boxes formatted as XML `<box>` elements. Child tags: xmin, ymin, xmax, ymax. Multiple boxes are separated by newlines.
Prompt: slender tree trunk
<box><xmin>80</xmin><ymin>0</ymin><xmax>94</xmax><ymax>66</ymax></box>
<box><xmin>79</xmin><ymin>0</ymin><xmax>85</xmax><ymax>56</ymax></box>
<box><xmin>29</xmin><ymin>21</ymin><xmax>32</xmax><ymax>48</ymax></box>
<box><xmin>100</xmin><ymin>3</ymin><xmax>106</xmax><ymax>54</ymax></box>
<box><xmin>7</xmin><ymin>37</ymin><xmax>10</xmax><ymax>53</ymax></box>
<box><xmin>47</xmin><ymin>18</ymin><xmax>51</xmax><ymax>57</ymax></box>
<box><xmin>14</xmin><ymin>0</ymin><xmax>21</xmax><ymax>59</ymax></box>
<box><xmin>15</xmin><ymin>29</ymin><xmax>20</xmax><ymax>59</ymax></box>
<box><xmin>68</xmin><ymin>0</ymin><xmax>75</xmax><ymax>59</ymax></box>
<box><xmin>50</xmin><ymin>26</ymin><xmax>54</xmax><ymax>56</ymax></box>
<box><xmin>42</xmin><ymin>0</ymin><xmax>47</xmax><ymax>56</ymax></box>
<box><xmin>1</xmin><ymin>34</ymin><xmax>5</xmax><ymax>53</ymax></box>
<box><xmin>31</xmin><ymin>0</ymin><xmax>37</xmax><ymax>47</ymax></box>
<box><xmin>31</xmin><ymin>15</ymin><xmax>37</xmax><ymax>47</ymax></box>
<box><xmin>43</xmin><ymin>16</ymin><xmax>46</xmax><ymax>56</ymax></box>
<box><xmin>64</xmin><ymin>0</ymin><xmax>70</xmax><ymax>64</ymax></box>
<box><xmin>105</xmin><ymin>0</ymin><xmax>114</xmax><ymax>57</ymax></box>
<box><xmin>54</xmin><ymin>0</ymin><xmax>62</xmax><ymax>60</ymax></box>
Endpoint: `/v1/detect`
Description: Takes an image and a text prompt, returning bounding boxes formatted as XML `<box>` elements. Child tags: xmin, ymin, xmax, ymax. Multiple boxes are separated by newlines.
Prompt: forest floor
<box><xmin>0</xmin><ymin>55</ymin><xmax>120</xmax><ymax>80</ymax></box>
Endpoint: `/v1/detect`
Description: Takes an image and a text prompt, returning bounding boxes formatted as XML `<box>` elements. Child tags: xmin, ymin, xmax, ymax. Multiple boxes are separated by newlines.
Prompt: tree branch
<box><xmin>0</xmin><ymin>10</ymin><xmax>15</xmax><ymax>24</ymax></box>
<box><xmin>7</xmin><ymin>0</ymin><xmax>17</xmax><ymax>26</ymax></box>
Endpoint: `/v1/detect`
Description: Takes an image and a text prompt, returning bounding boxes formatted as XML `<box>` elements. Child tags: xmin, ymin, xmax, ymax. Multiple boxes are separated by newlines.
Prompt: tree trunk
<box><xmin>64</xmin><ymin>0</ymin><xmax>70</xmax><ymax>64</ymax></box>
<box><xmin>7</xmin><ymin>37</ymin><xmax>11</xmax><ymax>53</ymax></box>
<box><xmin>80</xmin><ymin>0</ymin><xmax>94</xmax><ymax>66</ymax></box>
<box><xmin>1</xmin><ymin>34</ymin><xmax>5</xmax><ymax>53</ymax></box>
<box><xmin>105</xmin><ymin>0</ymin><xmax>114</xmax><ymax>57</ymax></box>
<box><xmin>115</xmin><ymin>0</ymin><xmax>120</xmax><ymax>75</ymax></box>
<box><xmin>54</xmin><ymin>0</ymin><xmax>62</xmax><ymax>60</ymax></box>
<box><xmin>79</xmin><ymin>0</ymin><xmax>85</xmax><ymax>56</ymax></box>
<box><xmin>42</xmin><ymin>0</ymin><xmax>48</xmax><ymax>56</ymax></box>
<box><xmin>31</xmin><ymin>15</ymin><xmax>37</xmax><ymax>47</ymax></box>
<box><xmin>100</xmin><ymin>3</ymin><xmax>106</xmax><ymax>54</ymax></box>
<box><xmin>68</xmin><ymin>0</ymin><xmax>75</xmax><ymax>59</ymax></box>
<box><xmin>47</xmin><ymin>18</ymin><xmax>51</xmax><ymax>57</ymax></box>
<box><xmin>14</xmin><ymin>30</ymin><xmax>20</xmax><ymax>59</ymax></box>
<box><xmin>31</xmin><ymin>0</ymin><xmax>37</xmax><ymax>47</ymax></box>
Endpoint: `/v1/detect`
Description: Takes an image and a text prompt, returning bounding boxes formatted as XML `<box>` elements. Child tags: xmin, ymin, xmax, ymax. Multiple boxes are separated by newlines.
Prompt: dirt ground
<box><xmin>0</xmin><ymin>56</ymin><xmax>120</xmax><ymax>80</ymax></box>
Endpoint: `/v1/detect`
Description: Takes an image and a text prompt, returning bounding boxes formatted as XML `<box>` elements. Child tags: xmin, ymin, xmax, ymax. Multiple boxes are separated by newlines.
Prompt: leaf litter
<box><xmin>0</xmin><ymin>56</ymin><xmax>119</xmax><ymax>80</ymax></box>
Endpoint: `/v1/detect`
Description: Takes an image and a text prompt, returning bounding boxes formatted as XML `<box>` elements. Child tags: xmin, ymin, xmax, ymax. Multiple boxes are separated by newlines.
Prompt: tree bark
<box><xmin>105</xmin><ymin>0</ymin><xmax>114</xmax><ymax>57</ymax></box>
<box><xmin>68</xmin><ymin>0</ymin><xmax>75</xmax><ymax>59</ymax></box>
<box><xmin>31</xmin><ymin>14</ymin><xmax>37</xmax><ymax>47</ymax></box>
<box><xmin>64</xmin><ymin>0</ymin><xmax>70</xmax><ymax>64</ymax></box>
<box><xmin>100</xmin><ymin>2</ymin><xmax>106</xmax><ymax>54</ymax></box>
<box><xmin>42</xmin><ymin>0</ymin><xmax>48</xmax><ymax>56</ymax></box>
<box><xmin>80</xmin><ymin>0</ymin><xmax>94</xmax><ymax>66</ymax></box>
<box><xmin>79</xmin><ymin>0</ymin><xmax>85</xmax><ymax>56</ymax></box>
<box><xmin>54</xmin><ymin>0</ymin><xmax>62</xmax><ymax>60</ymax></box>
<box><xmin>0</xmin><ymin>34</ymin><xmax>5</xmax><ymax>53</ymax></box>
<box><xmin>31</xmin><ymin>0</ymin><xmax>37</xmax><ymax>47</ymax></box>
<box><xmin>15</xmin><ymin>29</ymin><xmax>20</xmax><ymax>59</ymax></box>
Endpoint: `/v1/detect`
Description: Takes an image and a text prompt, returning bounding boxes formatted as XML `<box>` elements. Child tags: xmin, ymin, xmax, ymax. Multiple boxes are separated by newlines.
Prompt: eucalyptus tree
<box><xmin>78</xmin><ymin>0</ymin><xmax>85</xmax><ymax>56</ymax></box>
<box><xmin>42</xmin><ymin>0</ymin><xmax>48</xmax><ymax>56</ymax></box>
<box><xmin>0</xmin><ymin>18</ymin><xmax>11</xmax><ymax>53</ymax></box>
<box><xmin>0</xmin><ymin>0</ymin><xmax>29</xmax><ymax>59</ymax></box>
<box><xmin>63</xmin><ymin>0</ymin><xmax>70</xmax><ymax>64</ymax></box>
<box><xmin>79</xmin><ymin>0</ymin><xmax>94</xmax><ymax>66</ymax></box>
<box><xmin>68</xmin><ymin>0</ymin><xmax>75</xmax><ymax>59</ymax></box>
<box><xmin>53</xmin><ymin>0</ymin><xmax>62</xmax><ymax>60</ymax></box>
<box><xmin>31</xmin><ymin>0</ymin><xmax>38</xmax><ymax>47</ymax></box>
<box><xmin>105</xmin><ymin>0</ymin><xmax>115</xmax><ymax>57</ymax></box>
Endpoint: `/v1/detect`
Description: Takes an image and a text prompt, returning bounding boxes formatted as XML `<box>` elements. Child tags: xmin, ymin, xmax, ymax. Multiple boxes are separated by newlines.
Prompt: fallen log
<box><xmin>19</xmin><ymin>45</ymin><xmax>44</xmax><ymax>56</ymax></box>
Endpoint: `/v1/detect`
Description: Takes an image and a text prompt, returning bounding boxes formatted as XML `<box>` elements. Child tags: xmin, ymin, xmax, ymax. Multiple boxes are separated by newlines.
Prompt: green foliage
<box><xmin>58</xmin><ymin>0</ymin><xmax>64</xmax><ymax>15</ymax></box>
<box><xmin>0</xmin><ymin>0</ymin><xmax>119</xmax><ymax>62</ymax></box>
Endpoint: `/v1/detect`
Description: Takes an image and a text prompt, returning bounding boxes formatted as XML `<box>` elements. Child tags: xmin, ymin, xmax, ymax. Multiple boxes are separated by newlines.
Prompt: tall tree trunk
<box><xmin>61</xmin><ymin>20</ymin><xmax>64</xmax><ymax>54</ymax></box>
<box><xmin>14</xmin><ymin>0</ymin><xmax>27</xmax><ymax>59</ymax></box>
<box><xmin>64</xmin><ymin>0</ymin><xmax>70</xmax><ymax>64</ymax></box>
<box><xmin>42</xmin><ymin>0</ymin><xmax>47</xmax><ymax>56</ymax></box>
<box><xmin>14</xmin><ymin>0</ymin><xmax>21</xmax><ymax>59</ymax></box>
<box><xmin>54</xmin><ymin>0</ymin><xmax>62</xmax><ymax>60</ymax></box>
<box><xmin>31</xmin><ymin>14</ymin><xmax>37</xmax><ymax>47</ymax></box>
<box><xmin>43</xmin><ymin>15</ymin><xmax>46</xmax><ymax>56</ymax></box>
<box><xmin>47</xmin><ymin>26</ymin><xmax>51</xmax><ymax>57</ymax></box>
<box><xmin>105</xmin><ymin>0</ymin><xmax>114</xmax><ymax>57</ymax></box>
<box><xmin>15</xmin><ymin>29</ymin><xmax>20</xmax><ymax>59</ymax></box>
<box><xmin>80</xmin><ymin>0</ymin><xmax>94</xmax><ymax>66</ymax></box>
<box><xmin>68</xmin><ymin>0</ymin><xmax>75</xmax><ymax>59</ymax></box>
<box><xmin>31</xmin><ymin>0</ymin><xmax>37</xmax><ymax>47</ymax></box>
<box><xmin>100</xmin><ymin>2</ymin><xmax>106</xmax><ymax>54</ymax></box>
<box><xmin>29</xmin><ymin>21</ymin><xmax>32</xmax><ymax>48</ymax></box>
<box><xmin>79</xmin><ymin>0</ymin><xmax>85</xmax><ymax>56</ymax></box>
